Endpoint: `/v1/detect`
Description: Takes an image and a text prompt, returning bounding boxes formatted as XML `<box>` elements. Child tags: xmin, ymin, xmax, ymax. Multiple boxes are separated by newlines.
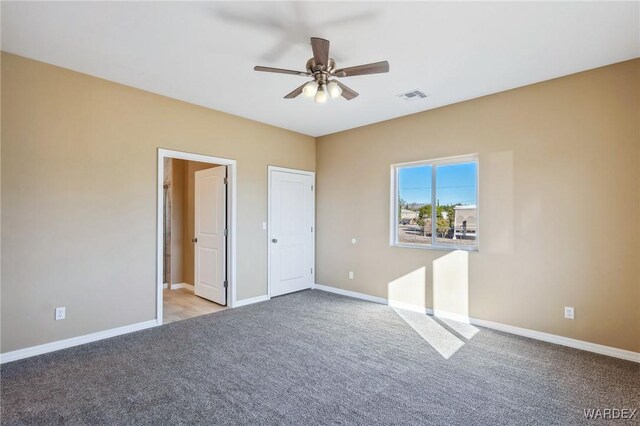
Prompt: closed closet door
<box><xmin>269</xmin><ymin>168</ymin><xmax>315</xmax><ymax>297</ymax></box>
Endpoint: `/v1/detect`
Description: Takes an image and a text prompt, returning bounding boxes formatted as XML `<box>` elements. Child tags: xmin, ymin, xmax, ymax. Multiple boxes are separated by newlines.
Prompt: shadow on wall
<box><xmin>388</xmin><ymin>251</ymin><xmax>478</xmax><ymax>359</ymax></box>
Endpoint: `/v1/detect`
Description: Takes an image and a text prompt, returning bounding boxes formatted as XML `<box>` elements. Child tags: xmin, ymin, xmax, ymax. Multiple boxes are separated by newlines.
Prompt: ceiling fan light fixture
<box><xmin>327</xmin><ymin>81</ymin><xmax>342</xmax><ymax>99</ymax></box>
<box><xmin>255</xmin><ymin>37</ymin><xmax>389</xmax><ymax>102</ymax></box>
<box><xmin>302</xmin><ymin>81</ymin><xmax>318</xmax><ymax>97</ymax></box>
<box><xmin>314</xmin><ymin>84</ymin><xmax>327</xmax><ymax>104</ymax></box>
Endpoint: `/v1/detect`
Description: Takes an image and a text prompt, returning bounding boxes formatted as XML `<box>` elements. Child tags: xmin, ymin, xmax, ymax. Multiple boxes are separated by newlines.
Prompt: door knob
<box><xmin>272</xmin><ymin>239</ymin><xmax>278</xmax><ymax>243</ymax></box>
<box><xmin>192</xmin><ymin>237</ymin><xmax>198</xmax><ymax>243</ymax></box>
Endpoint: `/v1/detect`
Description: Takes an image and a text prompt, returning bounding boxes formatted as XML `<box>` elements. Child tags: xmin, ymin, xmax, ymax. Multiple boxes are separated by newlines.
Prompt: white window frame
<box><xmin>390</xmin><ymin>154</ymin><xmax>479</xmax><ymax>251</ymax></box>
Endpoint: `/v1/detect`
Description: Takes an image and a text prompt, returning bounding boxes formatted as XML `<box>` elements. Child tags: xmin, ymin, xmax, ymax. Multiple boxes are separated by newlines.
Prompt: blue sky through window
<box><xmin>399</xmin><ymin>162</ymin><xmax>477</xmax><ymax>206</ymax></box>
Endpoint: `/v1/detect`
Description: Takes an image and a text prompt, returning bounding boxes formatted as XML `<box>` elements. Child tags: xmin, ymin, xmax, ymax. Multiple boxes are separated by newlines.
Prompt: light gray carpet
<box><xmin>1</xmin><ymin>290</ymin><xmax>638</xmax><ymax>425</ymax></box>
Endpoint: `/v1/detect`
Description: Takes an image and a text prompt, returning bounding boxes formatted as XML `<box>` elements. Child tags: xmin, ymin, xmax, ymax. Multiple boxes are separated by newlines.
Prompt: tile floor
<box><xmin>163</xmin><ymin>287</ymin><xmax>226</xmax><ymax>324</ymax></box>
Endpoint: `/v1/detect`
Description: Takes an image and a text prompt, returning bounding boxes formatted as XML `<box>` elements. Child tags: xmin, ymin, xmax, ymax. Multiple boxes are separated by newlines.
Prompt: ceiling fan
<box><xmin>254</xmin><ymin>37</ymin><xmax>390</xmax><ymax>104</ymax></box>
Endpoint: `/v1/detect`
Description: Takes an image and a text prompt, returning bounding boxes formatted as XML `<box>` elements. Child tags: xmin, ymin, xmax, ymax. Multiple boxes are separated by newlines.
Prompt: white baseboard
<box><xmin>313</xmin><ymin>284</ymin><xmax>639</xmax><ymax>363</ymax></box>
<box><xmin>0</xmin><ymin>319</ymin><xmax>159</xmax><ymax>364</ymax></box>
<box><xmin>163</xmin><ymin>283</ymin><xmax>168</xmax><ymax>289</ymax></box>
<box><xmin>169</xmin><ymin>283</ymin><xmax>194</xmax><ymax>291</ymax></box>
<box><xmin>313</xmin><ymin>284</ymin><xmax>388</xmax><ymax>305</ymax></box>
<box><xmin>433</xmin><ymin>309</ymin><xmax>471</xmax><ymax>324</ymax></box>
<box><xmin>1</xmin><ymin>290</ymin><xmax>264</xmax><ymax>363</ymax></box>
<box><xmin>389</xmin><ymin>300</ymin><xmax>434</xmax><ymax>315</ymax></box>
<box><xmin>4</xmin><ymin>286</ymin><xmax>637</xmax><ymax>365</ymax></box>
<box><xmin>470</xmin><ymin>317</ymin><xmax>640</xmax><ymax>363</ymax></box>
<box><xmin>235</xmin><ymin>294</ymin><xmax>270</xmax><ymax>307</ymax></box>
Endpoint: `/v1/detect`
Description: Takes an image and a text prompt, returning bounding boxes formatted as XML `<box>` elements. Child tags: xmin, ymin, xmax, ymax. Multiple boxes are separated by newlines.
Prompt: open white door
<box><xmin>269</xmin><ymin>168</ymin><xmax>315</xmax><ymax>297</ymax></box>
<box><xmin>194</xmin><ymin>166</ymin><xmax>227</xmax><ymax>305</ymax></box>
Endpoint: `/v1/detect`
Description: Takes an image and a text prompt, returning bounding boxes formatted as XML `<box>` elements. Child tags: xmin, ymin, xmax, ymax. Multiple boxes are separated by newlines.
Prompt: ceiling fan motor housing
<box><xmin>306</xmin><ymin>58</ymin><xmax>336</xmax><ymax>85</ymax></box>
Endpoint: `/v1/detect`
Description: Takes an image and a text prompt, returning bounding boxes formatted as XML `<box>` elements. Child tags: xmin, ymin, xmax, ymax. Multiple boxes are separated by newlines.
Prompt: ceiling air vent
<box><xmin>397</xmin><ymin>89</ymin><xmax>428</xmax><ymax>101</ymax></box>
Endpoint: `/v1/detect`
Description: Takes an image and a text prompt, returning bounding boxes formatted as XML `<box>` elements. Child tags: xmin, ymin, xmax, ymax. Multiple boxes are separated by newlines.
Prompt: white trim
<box><xmin>313</xmin><ymin>284</ymin><xmax>640</xmax><ymax>363</ymax></box>
<box><xmin>163</xmin><ymin>283</ymin><xmax>169</xmax><ymax>289</ymax></box>
<box><xmin>392</xmin><ymin>242</ymin><xmax>479</xmax><ymax>252</ymax></box>
<box><xmin>0</xmin><ymin>320</ymin><xmax>158</xmax><ymax>364</ymax></box>
<box><xmin>157</xmin><ymin>149</ymin><xmax>238</xmax><ymax>328</ymax></box>
<box><xmin>431</xmin><ymin>163</ymin><xmax>437</xmax><ymax>240</ymax></box>
<box><xmin>389</xmin><ymin>300</ymin><xmax>434</xmax><ymax>315</ymax></box>
<box><xmin>387</xmin><ymin>301</ymin><xmax>469</xmax><ymax>323</ymax></box>
<box><xmin>432</xmin><ymin>309</ymin><xmax>471</xmax><ymax>324</ymax></box>
<box><xmin>267</xmin><ymin>165</ymin><xmax>316</xmax><ymax>175</ymax></box>
<box><xmin>4</xmin><ymin>286</ymin><xmax>637</xmax><ymax>364</ymax></box>
<box><xmin>234</xmin><ymin>294</ymin><xmax>270</xmax><ymax>307</ymax></box>
<box><xmin>267</xmin><ymin>166</ymin><xmax>316</xmax><ymax>299</ymax></box>
<box><xmin>389</xmin><ymin>165</ymin><xmax>397</xmax><ymax>246</ymax></box>
<box><xmin>169</xmin><ymin>283</ymin><xmax>194</xmax><ymax>291</ymax></box>
<box><xmin>393</xmin><ymin>153</ymin><xmax>480</xmax><ymax>168</ymax></box>
<box><xmin>471</xmin><ymin>318</ymin><xmax>640</xmax><ymax>363</ymax></box>
<box><xmin>313</xmin><ymin>284</ymin><xmax>388</xmax><ymax>305</ymax></box>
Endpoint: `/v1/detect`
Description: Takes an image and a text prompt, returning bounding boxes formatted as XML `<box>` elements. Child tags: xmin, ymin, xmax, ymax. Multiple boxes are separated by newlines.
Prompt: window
<box><xmin>391</xmin><ymin>155</ymin><xmax>478</xmax><ymax>250</ymax></box>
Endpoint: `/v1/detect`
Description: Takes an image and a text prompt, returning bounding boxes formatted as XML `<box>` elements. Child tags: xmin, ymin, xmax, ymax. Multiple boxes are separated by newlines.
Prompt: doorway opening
<box><xmin>157</xmin><ymin>149</ymin><xmax>237</xmax><ymax>325</ymax></box>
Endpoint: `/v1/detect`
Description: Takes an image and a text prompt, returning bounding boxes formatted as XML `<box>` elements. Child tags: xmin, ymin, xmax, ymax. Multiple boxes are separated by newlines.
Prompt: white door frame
<box><xmin>267</xmin><ymin>165</ymin><xmax>315</xmax><ymax>299</ymax></box>
<box><xmin>156</xmin><ymin>149</ymin><xmax>237</xmax><ymax>325</ymax></box>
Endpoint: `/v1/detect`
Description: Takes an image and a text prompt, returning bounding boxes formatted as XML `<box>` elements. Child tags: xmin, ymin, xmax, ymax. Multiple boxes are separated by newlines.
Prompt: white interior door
<box><xmin>269</xmin><ymin>168</ymin><xmax>315</xmax><ymax>297</ymax></box>
<box><xmin>194</xmin><ymin>166</ymin><xmax>227</xmax><ymax>305</ymax></box>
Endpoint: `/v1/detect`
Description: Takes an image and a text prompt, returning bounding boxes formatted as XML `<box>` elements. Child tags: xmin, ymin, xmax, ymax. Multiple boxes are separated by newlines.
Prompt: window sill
<box><xmin>391</xmin><ymin>243</ymin><xmax>478</xmax><ymax>252</ymax></box>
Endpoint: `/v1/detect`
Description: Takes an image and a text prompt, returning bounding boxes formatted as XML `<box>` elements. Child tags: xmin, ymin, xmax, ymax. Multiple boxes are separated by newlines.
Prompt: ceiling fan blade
<box><xmin>254</xmin><ymin>66</ymin><xmax>310</xmax><ymax>77</ymax></box>
<box><xmin>284</xmin><ymin>82</ymin><xmax>309</xmax><ymax>99</ymax></box>
<box><xmin>334</xmin><ymin>61</ymin><xmax>389</xmax><ymax>77</ymax></box>
<box><xmin>311</xmin><ymin>37</ymin><xmax>330</xmax><ymax>67</ymax></box>
<box><xmin>334</xmin><ymin>81</ymin><xmax>359</xmax><ymax>100</ymax></box>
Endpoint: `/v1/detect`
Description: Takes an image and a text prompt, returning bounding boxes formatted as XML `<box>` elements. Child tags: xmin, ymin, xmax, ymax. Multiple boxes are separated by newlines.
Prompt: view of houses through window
<box><xmin>394</xmin><ymin>157</ymin><xmax>478</xmax><ymax>249</ymax></box>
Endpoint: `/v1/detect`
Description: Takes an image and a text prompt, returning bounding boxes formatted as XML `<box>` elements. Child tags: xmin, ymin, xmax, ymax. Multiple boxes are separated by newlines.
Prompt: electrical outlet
<box><xmin>55</xmin><ymin>307</ymin><xmax>66</xmax><ymax>321</ymax></box>
<box><xmin>348</xmin><ymin>271</ymin><xmax>354</xmax><ymax>280</ymax></box>
<box><xmin>564</xmin><ymin>306</ymin><xmax>574</xmax><ymax>319</ymax></box>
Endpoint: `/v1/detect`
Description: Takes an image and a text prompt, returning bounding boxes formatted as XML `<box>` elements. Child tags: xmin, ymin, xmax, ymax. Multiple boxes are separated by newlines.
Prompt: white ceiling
<box><xmin>2</xmin><ymin>1</ymin><xmax>639</xmax><ymax>137</ymax></box>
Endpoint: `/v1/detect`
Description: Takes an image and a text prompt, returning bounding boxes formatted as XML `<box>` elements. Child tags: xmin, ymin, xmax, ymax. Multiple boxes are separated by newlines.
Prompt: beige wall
<box><xmin>182</xmin><ymin>160</ymin><xmax>218</xmax><ymax>286</ymax></box>
<box><xmin>316</xmin><ymin>59</ymin><xmax>640</xmax><ymax>352</ymax></box>
<box><xmin>170</xmin><ymin>158</ymin><xmax>186</xmax><ymax>285</ymax></box>
<box><xmin>2</xmin><ymin>52</ymin><xmax>638</xmax><ymax>355</ymax></box>
<box><xmin>0</xmin><ymin>53</ymin><xmax>315</xmax><ymax>352</ymax></box>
